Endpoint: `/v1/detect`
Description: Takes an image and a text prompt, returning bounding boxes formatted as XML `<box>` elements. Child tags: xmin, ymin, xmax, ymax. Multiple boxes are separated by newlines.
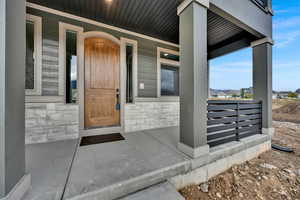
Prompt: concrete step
<box><xmin>120</xmin><ymin>182</ymin><xmax>185</xmax><ymax>200</ymax></box>
<box><xmin>66</xmin><ymin>161</ymin><xmax>189</xmax><ymax>200</ymax></box>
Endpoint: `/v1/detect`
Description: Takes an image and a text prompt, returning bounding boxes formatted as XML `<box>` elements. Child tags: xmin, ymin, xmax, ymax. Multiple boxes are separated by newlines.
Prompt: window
<box><xmin>160</xmin><ymin>52</ymin><xmax>179</xmax><ymax>62</ymax></box>
<box><xmin>59</xmin><ymin>22</ymin><xmax>83</xmax><ymax>104</ymax></box>
<box><xmin>121</xmin><ymin>38</ymin><xmax>138</xmax><ymax>103</ymax></box>
<box><xmin>126</xmin><ymin>45</ymin><xmax>133</xmax><ymax>103</ymax></box>
<box><xmin>161</xmin><ymin>65</ymin><xmax>179</xmax><ymax>96</ymax></box>
<box><xmin>26</xmin><ymin>21</ymin><xmax>35</xmax><ymax>90</ymax></box>
<box><xmin>65</xmin><ymin>31</ymin><xmax>78</xmax><ymax>103</ymax></box>
<box><xmin>25</xmin><ymin>14</ymin><xmax>42</xmax><ymax>95</ymax></box>
<box><xmin>157</xmin><ymin>47</ymin><xmax>180</xmax><ymax>97</ymax></box>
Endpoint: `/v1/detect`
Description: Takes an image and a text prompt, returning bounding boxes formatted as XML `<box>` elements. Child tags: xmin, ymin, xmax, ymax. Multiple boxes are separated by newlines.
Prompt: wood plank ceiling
<box><xmin>28</xmin><ymin>0</ymin><xmax>256</xmax><ymax>49</ymax></box>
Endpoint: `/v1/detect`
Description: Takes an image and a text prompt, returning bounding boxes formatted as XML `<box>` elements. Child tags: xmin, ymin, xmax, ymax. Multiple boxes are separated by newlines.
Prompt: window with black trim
<box><xmin>126</xmin><ymin>45</ymin><xmax>133</xmax><ymax>103</ymax></box>
<box><xmin>157</xmin><ymin>48</ymin><xmax>180</xmax><ymax>97</ymax></box>
<box><xmin>161</xmin><ymin>64</ymin><xmax>179</xmax><ymax>96</ymax></box>
<box><xmin>26</xmin><ymin>20</ymin><xmax>35</xmax><ymax>90</ymax></box>
<box><xmin>65</xmin><ymin>31</ymin><xmax>78</xmax><ymax>104</ymax></box>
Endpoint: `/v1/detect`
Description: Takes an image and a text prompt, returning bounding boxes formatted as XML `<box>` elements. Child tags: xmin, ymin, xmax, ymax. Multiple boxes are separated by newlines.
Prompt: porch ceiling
<box><xmin>28</xmin><ymin>0</ymin><xmax>258</xmax><ymax>55</ymax></box>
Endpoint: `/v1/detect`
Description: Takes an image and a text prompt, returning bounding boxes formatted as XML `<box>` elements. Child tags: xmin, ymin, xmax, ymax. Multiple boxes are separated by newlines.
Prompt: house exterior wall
<box><xmin>25</xmin><ymin>8</ymin><xmax>180</xmax><ymax>144</ymax></box>
<box><xmin>25</xmin><ymin>103</ymin><xmax>79</xmax><ymax>144</ymax></box>
<box><xmin>27</xmin><ymin>8</ymin><xmax>178</xmax><ymax>98</ymax></box>
<box><xmin>25</xmin><ymin>102</ymin><xmax>180</xmax><ymax>144</ymax></box>
<box><xmin>125</xmin><ymin>102</ymin><xmax>179</xmax><ymax>133</ymax></box>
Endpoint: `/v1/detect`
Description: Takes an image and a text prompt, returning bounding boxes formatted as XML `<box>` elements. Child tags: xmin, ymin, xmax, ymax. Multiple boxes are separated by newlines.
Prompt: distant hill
<box><xmin>210</xmin><ymin>89</ymin><xmax>240</xmax><ymax>96</ymax></box>
<box><xmin>296</xmin><ymin>89</ymin><xmax>300</xmax><ymax>94</ymax></box>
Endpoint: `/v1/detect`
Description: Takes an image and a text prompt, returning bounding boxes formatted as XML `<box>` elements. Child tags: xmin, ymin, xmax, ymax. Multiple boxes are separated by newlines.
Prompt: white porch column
<box><xmin>177</xmin><ymin>0</ymin><xmax>210</xmax><ymax>158</ymax></box>
<box><xmin>0</xmin><ymin>0</ymin><xmax>30</xmax><ymax>199</ymax></box>
<box><xmin>251</xmin><ymin>37</ymin><xmax>274</xmax><ymax>137</ymax></box>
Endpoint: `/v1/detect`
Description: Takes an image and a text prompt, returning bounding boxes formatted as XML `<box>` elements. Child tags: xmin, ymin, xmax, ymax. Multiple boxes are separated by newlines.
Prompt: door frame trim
<box><xmin>79</xmin><ymin>31</ymin><xmax>125</xmax><ymax>136</ymax></box>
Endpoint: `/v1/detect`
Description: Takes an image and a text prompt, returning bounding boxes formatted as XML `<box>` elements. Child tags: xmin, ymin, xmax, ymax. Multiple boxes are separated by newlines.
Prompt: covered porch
<box><xmin>0</xmin><ymin>0</ymin><xmax>273</xmax><ymax>199</ymax></box>
<box><xmin>25</xmin><ymin>125</ymin><xmax>270</xmax><ymax>200</ymax></box>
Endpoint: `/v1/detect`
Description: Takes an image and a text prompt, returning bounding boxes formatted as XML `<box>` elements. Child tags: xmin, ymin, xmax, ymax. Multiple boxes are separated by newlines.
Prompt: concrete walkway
<box><xmin>24</xmin><ymin>139</ymin><xmax>78</xmax><ymax>200</ymax></box>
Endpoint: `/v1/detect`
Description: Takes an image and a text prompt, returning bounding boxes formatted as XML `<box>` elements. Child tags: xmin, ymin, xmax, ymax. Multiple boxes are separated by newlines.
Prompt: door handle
<box><xmin>116</xmin><ymin>89</ymin><xmax>120</xmax><ymax>110</ymax></box>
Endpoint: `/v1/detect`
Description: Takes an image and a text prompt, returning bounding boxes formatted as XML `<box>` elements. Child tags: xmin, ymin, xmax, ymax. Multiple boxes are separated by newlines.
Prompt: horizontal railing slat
<box><xmin>207</xmin><ymin>100</ymin><xmax>262</xmax><ymax>104</ymax></box>
<box><xmin>208</xmin><ymin>110</ymin><xmax>237</xmax><ymax>118</ymax></box>
<box><xmin>207</xmin><ymin>123</ymin><xmax>236</xmax><ymax>134</ymax></box>
<box><xmin>239</xmin><ymin>131</ymin><xmax>260</xmax><ymax>139</ymax></box>
<box><xmin>208</xmin><ymin>136</ymin><xmax>237</xmax><ymax>147</ymax></box>
<box><xmin>239</xmin><ymin>119</ymin><xmax>262</xmax><ymax>127</ymax></box>
<box><xmin>239</xmin><ymin>114</ymin><xmax>262</xmax><ymax>121</ymax></box>
<box><xmin>239</xmin><ymin>109</ymin><xmax>261</xmax><ymax>115</ymax></box>
<box><xmin>239</xmin><ymin>104</ymin><xmax>262</xmax><ymax>109</ymax></box>
<box><xmin>207</xmin><ymin>104</ymin><xmax>237</xmax><ymax>111</ymax></box>
<box><xmin>207</xmin><ymin>129</ymin><xmax>236</xmax><ymax>140</ymax></box>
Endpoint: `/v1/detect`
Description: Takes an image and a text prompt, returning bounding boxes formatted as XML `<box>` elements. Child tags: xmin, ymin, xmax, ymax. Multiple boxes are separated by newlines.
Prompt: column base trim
<box><xmin>1</xmin><ymin>174</ymin><xmax>31</xmax><ymax>200</ymax></box>
<box><xmin>178</xmin><ymin>143</ymin><xmax>209</xmax><ymax>158</ymax></box>
<box><xmin>262</xmin><ymin>128</ymin><xmax>275</xmax><ymax>138</ymax></box>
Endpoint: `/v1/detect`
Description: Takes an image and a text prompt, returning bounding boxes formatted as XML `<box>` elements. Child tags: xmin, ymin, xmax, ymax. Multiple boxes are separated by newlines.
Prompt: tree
<box><xmin>288</xmin><ymin>92</ymin><xmax>298</xmax><ymax>98</ymax></box>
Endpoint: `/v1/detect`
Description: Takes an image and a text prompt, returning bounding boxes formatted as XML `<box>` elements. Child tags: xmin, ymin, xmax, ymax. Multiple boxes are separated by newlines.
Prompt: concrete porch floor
<box><xmin>24</xmin><ymin>126</ymin><xmax>271</xmax><ymax>200</ymax></box>
<box><xmin>24</xmin><ymin>127</ymin><xmax>190</xmax><ymax>200</ymax></box>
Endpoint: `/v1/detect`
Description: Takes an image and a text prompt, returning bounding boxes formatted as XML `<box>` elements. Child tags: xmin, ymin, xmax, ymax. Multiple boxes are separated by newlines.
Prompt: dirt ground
<box><xmin>180</xmin><ymin>100</ymin><xmax>300</xmax><ymax>200</ymax></box>
<box><xmin>273</xmin><ymin>99</ymin><xmax>300</xmax><ymax>124</ymax></box>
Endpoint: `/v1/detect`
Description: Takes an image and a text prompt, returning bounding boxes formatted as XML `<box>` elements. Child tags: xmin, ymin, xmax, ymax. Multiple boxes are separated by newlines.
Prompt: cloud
<box><xmin>273</xmin><ymin>15</ymin><xmax>300</xmax><ymax>48</ymax></box>
<box><xmin>274</xmin><ymin>30</ymin><xmax>300</xmax><ymax>48</ymax></box>
<box><xmin>274</xmin><ymin>16</ymin><xmax>300</xmax><ymax>29</ymax></box>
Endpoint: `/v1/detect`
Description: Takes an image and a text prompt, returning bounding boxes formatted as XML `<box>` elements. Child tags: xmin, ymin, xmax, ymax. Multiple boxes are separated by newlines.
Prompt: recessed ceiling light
<box><xmin>106</xmin><ymin>0</ymin><xmax>113</xmax><ymax>3</ymax></box>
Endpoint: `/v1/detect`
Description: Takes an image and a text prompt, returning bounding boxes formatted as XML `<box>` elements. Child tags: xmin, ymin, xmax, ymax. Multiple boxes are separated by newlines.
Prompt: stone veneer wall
<box><xmin>25</xmin><ymin>103</ymin><xmax>79</xmax><ymax>144</ymax></box>
<box><xmin>25</xmin><ymin>101</ymin><xmax>180</xmax><ymax>144</ymax></box>
<box><xmin>124</xmin><ymin>102</ymin><xmax>180</xmax><ymax>133</ymax></box>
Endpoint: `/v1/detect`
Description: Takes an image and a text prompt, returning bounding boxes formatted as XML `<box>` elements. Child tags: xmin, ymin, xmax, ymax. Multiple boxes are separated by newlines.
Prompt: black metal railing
<box><xmin>207</xmin><ymin>100</ymin><xmax>262</xmax><ymax>147</ymax></box>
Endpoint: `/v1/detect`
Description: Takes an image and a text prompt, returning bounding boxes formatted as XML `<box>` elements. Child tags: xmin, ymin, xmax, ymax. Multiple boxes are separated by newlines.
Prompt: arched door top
<box><xmin>82</xmin><ymin>31</ymin><xmax>120</xmax><ymax>45</ymax></box>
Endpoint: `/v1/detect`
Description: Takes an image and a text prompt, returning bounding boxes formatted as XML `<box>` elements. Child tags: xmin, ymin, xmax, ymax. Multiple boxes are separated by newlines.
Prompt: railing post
<box><xmin>260</xmin><ymin>101</ymin><xmax>263</xmax><ymax>134</ymax></box>
<box><xmin>236</xmin><ymin>102</ymin><xmax>240</xmax><ymax>141</ymax></box>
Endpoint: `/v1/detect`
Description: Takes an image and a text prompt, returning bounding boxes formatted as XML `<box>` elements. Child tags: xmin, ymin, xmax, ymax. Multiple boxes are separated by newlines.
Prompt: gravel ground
<box><xmin>179</xmin><ymin>121</ymin><xmax>300</xmax><ymax>200</ymax></box>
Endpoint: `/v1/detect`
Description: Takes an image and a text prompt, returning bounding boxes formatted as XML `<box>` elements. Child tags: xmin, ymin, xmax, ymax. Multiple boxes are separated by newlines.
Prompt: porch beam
<box><xmin>178</xmin><ymin>1</ymin><xmax>209</xmax><ymax>158</ymax></box>
<box><xmin>252</xmin><ymin>37</ymin><xmax>274</xmax><ymax>137</ymax></box>
<box><xmin>0</xmin><ymin>0</ymin><xmax>30</xmax><ymax>199</ymax></box>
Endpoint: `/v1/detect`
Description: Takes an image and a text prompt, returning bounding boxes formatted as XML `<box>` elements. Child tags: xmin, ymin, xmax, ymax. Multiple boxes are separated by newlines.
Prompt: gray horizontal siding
<box><xmin>42</xmin><ymin>39</ymin><xmax>59</xmax><ymax>96</ymax></box>
<box><xmin>138</xmin><ymin>43</ymin><xmax>157</xmax><ymax>97</ymax></box>
<box><xmin>27</xmin><ymin>7</ymin><xmax>179</xmax><ymax>98</ymax></box>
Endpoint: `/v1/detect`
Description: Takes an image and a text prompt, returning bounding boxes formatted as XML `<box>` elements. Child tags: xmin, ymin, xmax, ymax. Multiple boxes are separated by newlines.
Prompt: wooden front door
<box><xmin>84</xmin><ymin>37</ymin><xmax>120</xmax><ymax>129</ymax></box>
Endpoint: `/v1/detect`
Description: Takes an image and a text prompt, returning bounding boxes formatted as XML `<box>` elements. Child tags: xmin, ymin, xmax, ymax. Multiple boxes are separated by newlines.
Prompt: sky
<box><xmin>210</xmin><ymin>0</ymin><xmax>300</xmax><ymax>92</ymax></box>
